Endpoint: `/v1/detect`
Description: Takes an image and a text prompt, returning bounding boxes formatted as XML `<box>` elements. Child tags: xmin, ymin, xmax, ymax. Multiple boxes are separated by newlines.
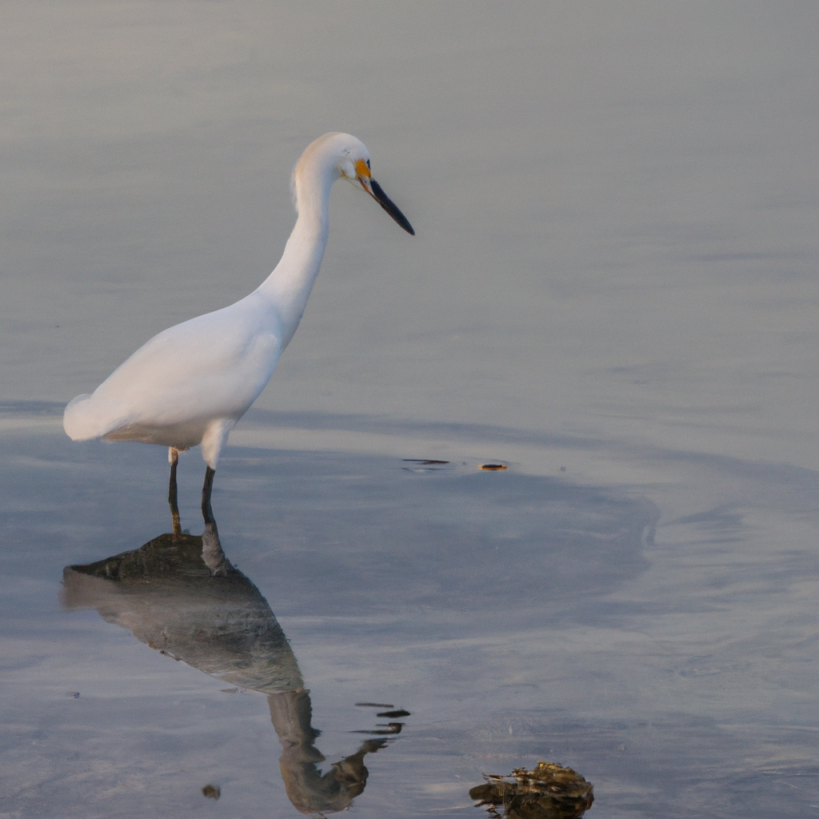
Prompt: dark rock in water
<box><xmin>202</xmin><ymin>784</ymin><xmax>221</xmax><ymax>800</ymax></box>
<box><xmin>470</xmin><ymin>761</ymin><xmax>594</xmax><ymax>818</ymax></box>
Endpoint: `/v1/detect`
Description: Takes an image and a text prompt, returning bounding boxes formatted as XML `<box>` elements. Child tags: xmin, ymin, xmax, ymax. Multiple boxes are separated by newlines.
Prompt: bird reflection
<box><xmin>62</xmin><ymin>510</ymin><xmax>404</xmax><ymax>814</ymax></box>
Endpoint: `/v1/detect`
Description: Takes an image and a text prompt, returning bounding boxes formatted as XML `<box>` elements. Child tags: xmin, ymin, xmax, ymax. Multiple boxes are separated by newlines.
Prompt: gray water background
<box><xmin>2</xmin><ymin>3</ymin><xmax>818</xmax><ymax>816</ymax></box>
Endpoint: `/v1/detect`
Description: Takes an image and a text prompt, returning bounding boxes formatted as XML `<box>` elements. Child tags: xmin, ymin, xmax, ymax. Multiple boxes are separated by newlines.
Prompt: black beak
<box><xmin>370</xmin><ymin>178</ymin><xmax>415</xmax><ymax>235</ymax></box>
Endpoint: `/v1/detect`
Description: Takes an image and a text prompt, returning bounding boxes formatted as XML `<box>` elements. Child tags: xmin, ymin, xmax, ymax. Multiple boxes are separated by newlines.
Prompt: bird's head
<box><xmin>337</xmin><ymin>136</ymin><xmax>415</xmax><ymax>236</ymax></box>
<box><xmin>294</xmin><ymin>132</ymin><xmax>414</xmax><ymax>236</ymax></box>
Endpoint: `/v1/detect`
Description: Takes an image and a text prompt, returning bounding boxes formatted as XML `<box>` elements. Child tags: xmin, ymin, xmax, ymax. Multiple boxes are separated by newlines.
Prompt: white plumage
<box><xmin>64</xmin><ymin>132</ymin><xmax>413</xmax><ymax>512</ymax></box>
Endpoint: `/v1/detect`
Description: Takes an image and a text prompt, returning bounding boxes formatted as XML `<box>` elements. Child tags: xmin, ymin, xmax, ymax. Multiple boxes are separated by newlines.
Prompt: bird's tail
<box><xmin>63</xmin><ymin>394</ymin><xmax>123</xmax><ymax>441</ymax></box>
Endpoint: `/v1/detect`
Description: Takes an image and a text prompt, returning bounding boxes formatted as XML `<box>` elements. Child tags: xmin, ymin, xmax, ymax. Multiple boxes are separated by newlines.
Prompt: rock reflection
<box><xmin>62</xmin><ymin>516</ymin><xmax>403</xmax><ymax>814</ymax></box>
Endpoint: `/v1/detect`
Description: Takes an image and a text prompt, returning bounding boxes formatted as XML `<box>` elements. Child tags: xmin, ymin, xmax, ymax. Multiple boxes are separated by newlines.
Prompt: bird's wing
<box><xmin>65</xmin><ymin>294</ymin><xmax>283</xmax><ymax>440</ymax></box>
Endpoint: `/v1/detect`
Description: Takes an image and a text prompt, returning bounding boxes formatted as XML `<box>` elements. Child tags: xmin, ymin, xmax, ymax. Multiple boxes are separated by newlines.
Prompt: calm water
<box><xmin>2</xmin><ymin>3</ymin><xmax>819</xmax><ymax>817</ymax></box>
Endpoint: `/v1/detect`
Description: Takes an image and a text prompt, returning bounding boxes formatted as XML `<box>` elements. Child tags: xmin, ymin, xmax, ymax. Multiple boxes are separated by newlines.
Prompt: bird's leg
<box><xmin>168</xmin><ymin>448</ymin><xmax>181</xmax><ymax>536</ymax></box>
<box><xmin>201</xmin><ymin>466</ymin><xmax>216</xmax><ymax>526</ymax></box>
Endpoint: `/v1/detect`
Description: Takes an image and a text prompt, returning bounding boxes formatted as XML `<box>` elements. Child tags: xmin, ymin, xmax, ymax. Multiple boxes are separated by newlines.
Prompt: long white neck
<box><xmin>256</xmin><ymin>155</ymin><xmax>336</xmax><ymax>348</ymax></box>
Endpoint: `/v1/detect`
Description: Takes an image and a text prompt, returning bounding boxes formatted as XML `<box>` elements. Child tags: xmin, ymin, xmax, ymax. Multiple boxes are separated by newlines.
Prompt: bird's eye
<box><xmin>366</xmin><ymin>159</ymin><xmax>371</xmax><ymax>170</ymax></box>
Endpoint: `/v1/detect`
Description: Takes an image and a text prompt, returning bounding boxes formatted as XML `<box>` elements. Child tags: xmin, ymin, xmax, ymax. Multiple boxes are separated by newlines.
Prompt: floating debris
<box><xmin>470</xmin><ymin>761</ymin><xmax>593</xmax><ymax>818</ymax></box>
<box><xmin>355</xmin><ymin>702</ymin><xmax>394</xmax><ymax>708</ymax></box>
<box><xmin>201</xmin><ymin>784</ymin><xmax>221</xmax><ymax>800</ymax></box>
<box><xmin>353</xmin><ymin>722</ymin><xmax>403</xmax><ymax>735</ymax></box>
<box><xmin>65</xmin><ymin>691</ymin><xmax>80</xmax><ymax>698</ymax></box>
<box><xmin>377</xmin><ymin>709</ymin><xmax>411</xmax><ymax>718</ymax></box>
<box><xmin>480</xmin><ymin>463</ymin><xmax>508</xmax><ymax>471</ymax></box>
<box><xmin>402</xmin><ymin>459</ymin><xmax>450</xmax><ymax>465</ymax></box>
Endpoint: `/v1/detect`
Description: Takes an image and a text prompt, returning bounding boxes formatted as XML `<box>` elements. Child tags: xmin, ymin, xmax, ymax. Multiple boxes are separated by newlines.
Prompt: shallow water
<box><xmin>3</xmin><ymin>407</ymin><xmax>818</xmax><ymax>816</ymax></box>
<box><xmin>2</xmin><ymin>3</ymin><xmax>819</xmax><ymax>817</ymax></box>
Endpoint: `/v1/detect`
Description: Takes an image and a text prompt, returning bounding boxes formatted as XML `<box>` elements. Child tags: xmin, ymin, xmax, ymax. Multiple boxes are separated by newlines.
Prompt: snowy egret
<box><xmin>64</xmin><ymin>132</ymin><xmax>414</xmax><ymax>519</ymax></box>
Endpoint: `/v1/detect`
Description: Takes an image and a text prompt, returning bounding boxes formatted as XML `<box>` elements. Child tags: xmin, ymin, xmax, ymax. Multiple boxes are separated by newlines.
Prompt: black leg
<box><xmin>201</xmin><ymin>466</ymin><xmax>216</xmax><ymax>525</ymax></box>
<box><xmin>168</xmin><ymin>448</ymin><xmax>181</xmax><ymax>536</ymax></box>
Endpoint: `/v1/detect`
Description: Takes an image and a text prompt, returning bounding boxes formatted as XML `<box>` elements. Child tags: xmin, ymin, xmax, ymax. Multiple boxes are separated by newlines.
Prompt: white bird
<box><xmin>64</xmin><ymin>132</ymin><xmax>414</xmax><ymax>521</ymax></box>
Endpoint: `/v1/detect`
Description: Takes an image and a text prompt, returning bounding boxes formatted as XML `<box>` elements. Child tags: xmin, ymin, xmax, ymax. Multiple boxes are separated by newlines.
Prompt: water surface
<box><xmin>2</xmin><ymin>3</ymin><xmax>818</xmax><ymax>816</ymax></box>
